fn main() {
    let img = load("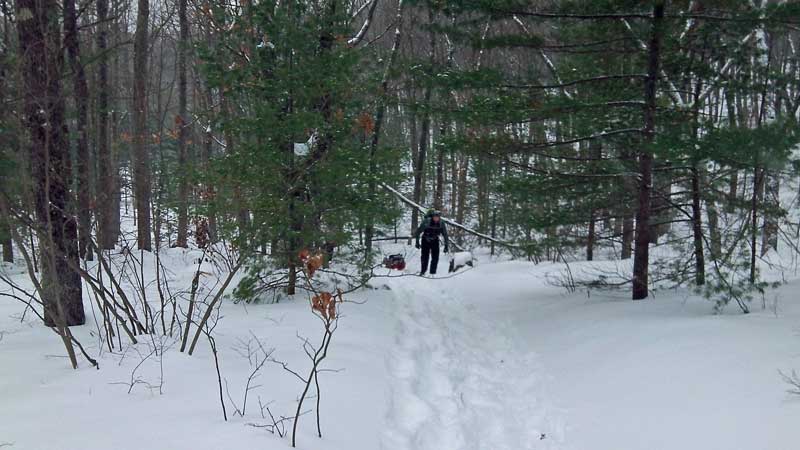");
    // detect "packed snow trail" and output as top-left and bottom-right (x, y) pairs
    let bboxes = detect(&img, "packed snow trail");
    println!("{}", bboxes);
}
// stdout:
(382, 275), (565, 450)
